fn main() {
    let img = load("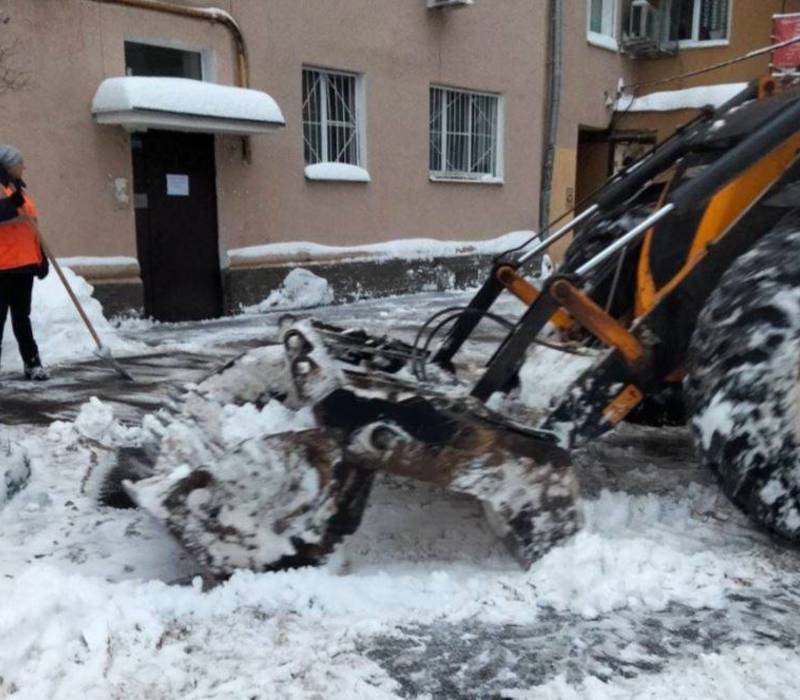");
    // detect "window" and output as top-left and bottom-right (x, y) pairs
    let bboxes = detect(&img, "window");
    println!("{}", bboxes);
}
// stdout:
(670, 0), (730, 45)
(302, 68), (363, 166)
(125, 42), (203, 79)
(587, 0), (618, 49)
(429, 86), (502, 182)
